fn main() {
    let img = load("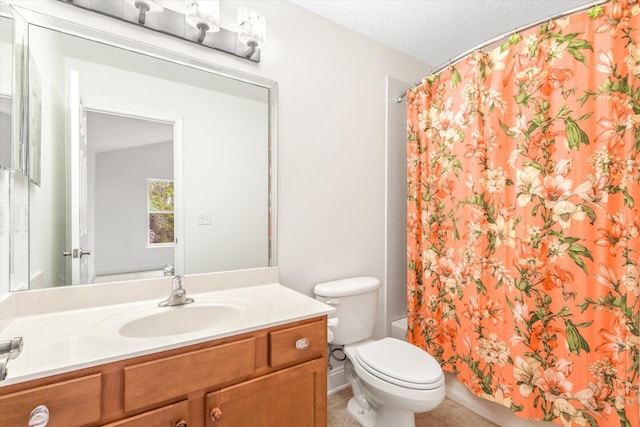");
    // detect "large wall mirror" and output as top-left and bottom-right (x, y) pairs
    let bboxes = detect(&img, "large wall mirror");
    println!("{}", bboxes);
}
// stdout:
(0, 2), (276, 294)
